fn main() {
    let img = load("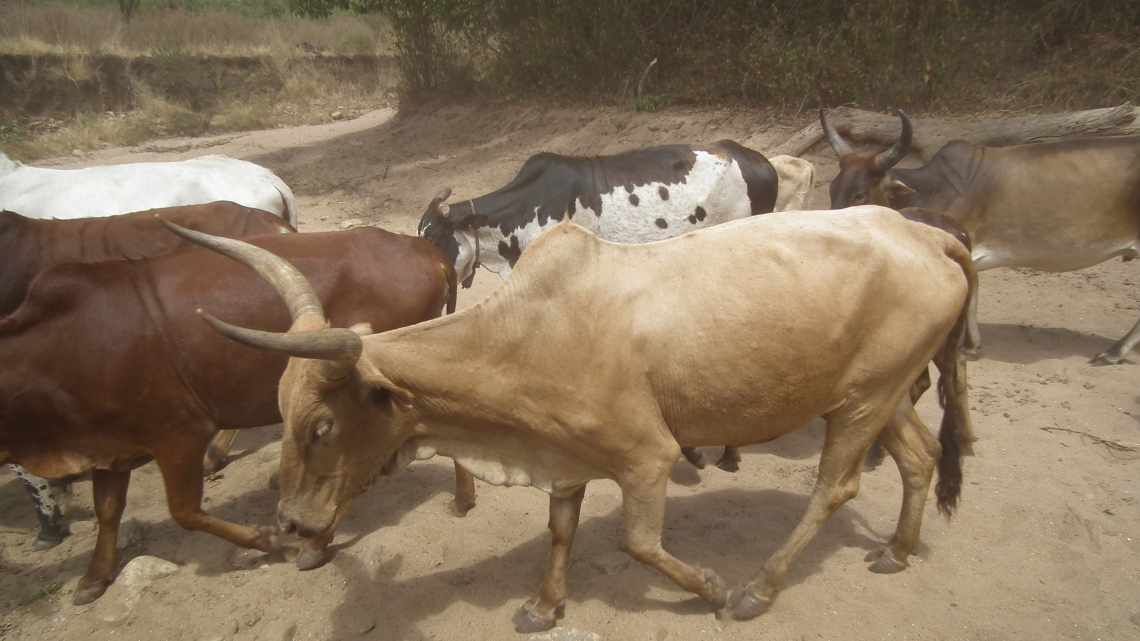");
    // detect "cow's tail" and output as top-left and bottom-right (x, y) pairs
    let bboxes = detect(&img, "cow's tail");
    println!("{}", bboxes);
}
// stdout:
(443, 260), (457, 315)
(933, 238), (977, 516)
